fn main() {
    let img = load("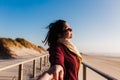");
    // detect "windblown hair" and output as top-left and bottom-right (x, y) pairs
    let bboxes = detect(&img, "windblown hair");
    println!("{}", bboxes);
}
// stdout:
(43, 19), (66, 46)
